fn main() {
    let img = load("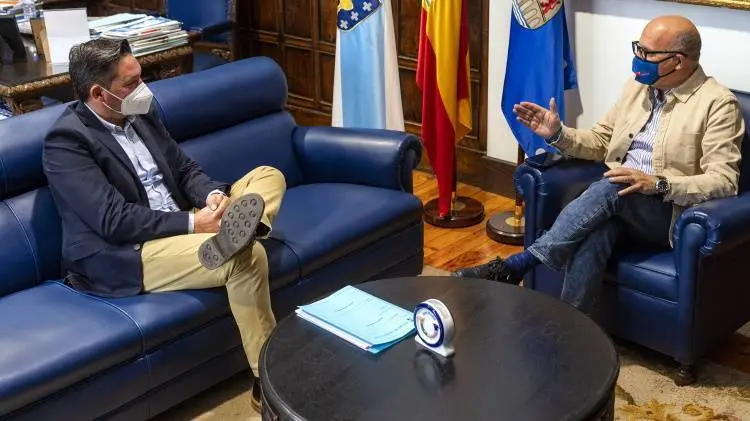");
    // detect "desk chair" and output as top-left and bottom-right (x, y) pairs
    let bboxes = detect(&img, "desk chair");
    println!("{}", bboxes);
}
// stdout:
(165, 0), (236, 72)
